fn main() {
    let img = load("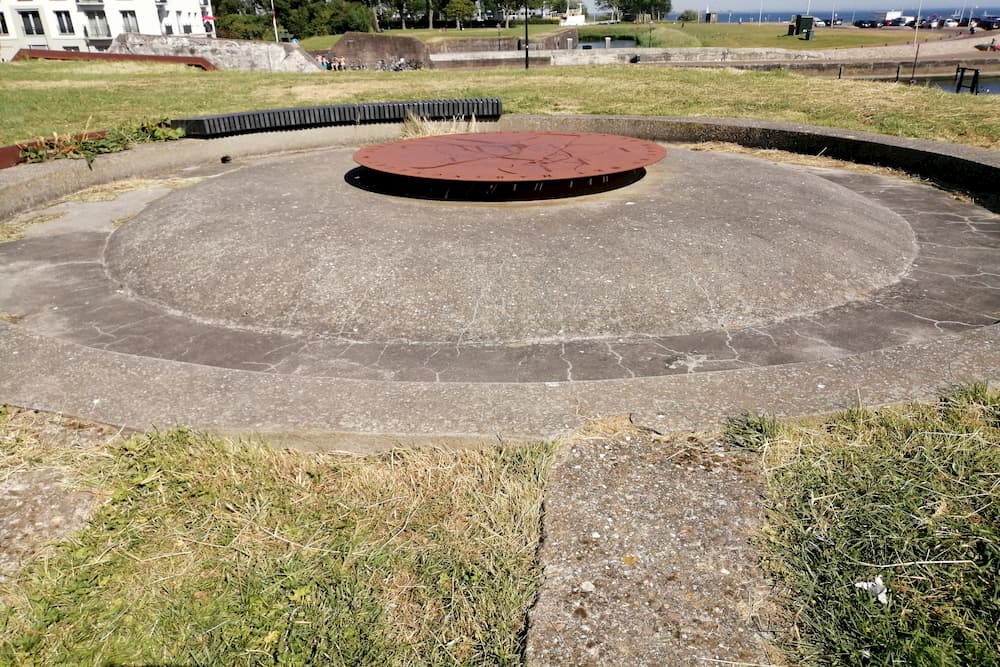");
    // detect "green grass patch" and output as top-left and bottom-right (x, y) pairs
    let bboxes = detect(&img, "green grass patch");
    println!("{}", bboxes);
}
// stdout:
(17, 118), (183, 166)
(298, 25), (562, 50)
(2, 60), (998, 149)
(653, 22), (952, 49)
(0, 426), (556, 665)
(730, 383), (1000, 666)
(297, 34), (344, 50)
(303, 22), (949, 51)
